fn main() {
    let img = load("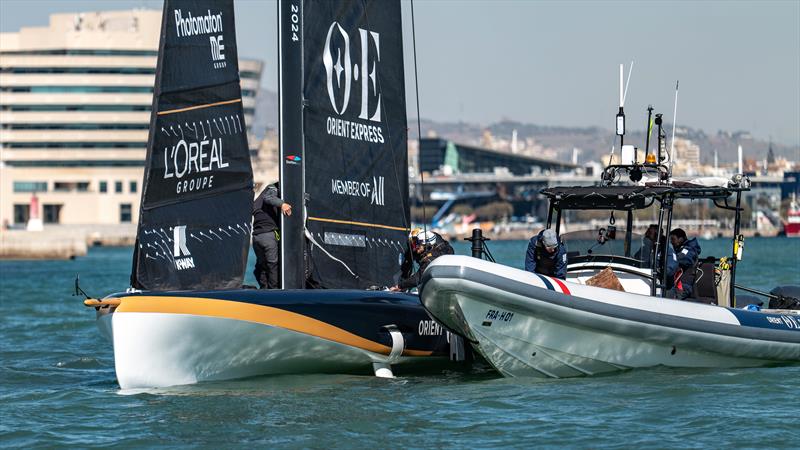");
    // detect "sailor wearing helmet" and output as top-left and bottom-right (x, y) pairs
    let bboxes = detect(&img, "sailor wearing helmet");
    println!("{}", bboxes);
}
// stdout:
(390, 229), (454, 291)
